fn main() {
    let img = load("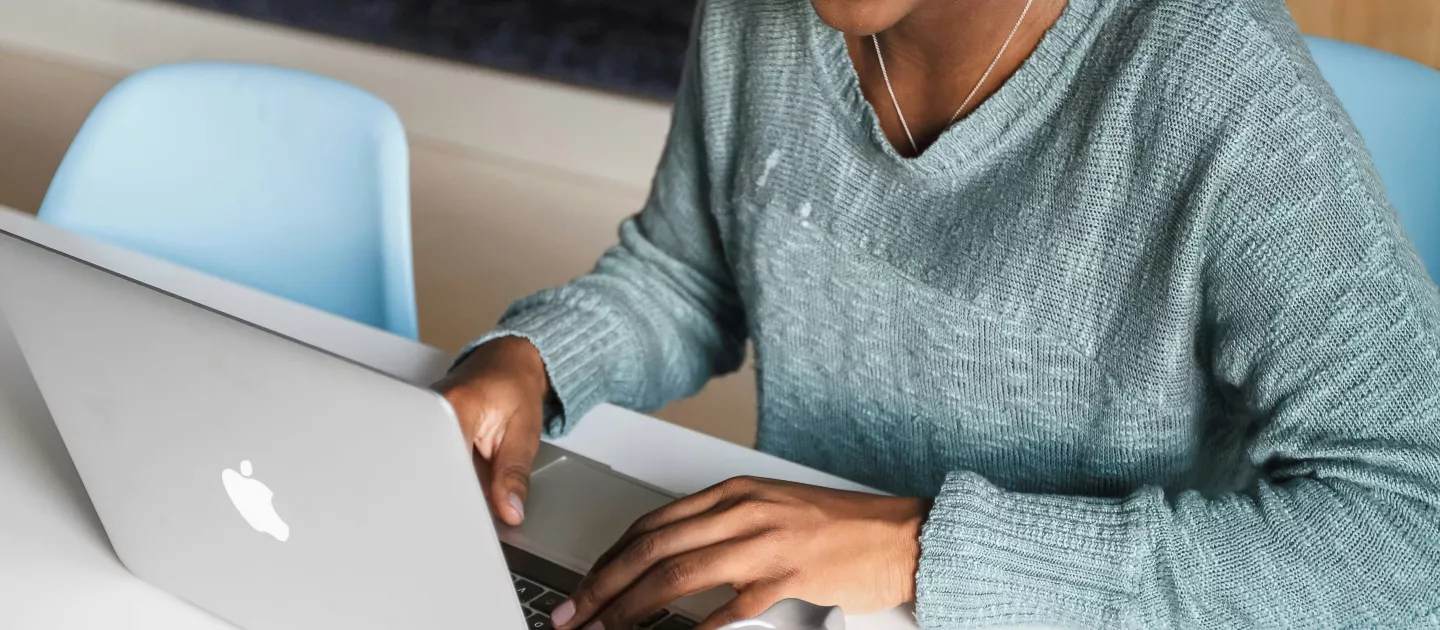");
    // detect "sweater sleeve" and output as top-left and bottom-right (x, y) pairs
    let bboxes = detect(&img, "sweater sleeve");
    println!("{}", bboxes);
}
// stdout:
(463, 3), (746, 436)
(913, 58), (1440, 630)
